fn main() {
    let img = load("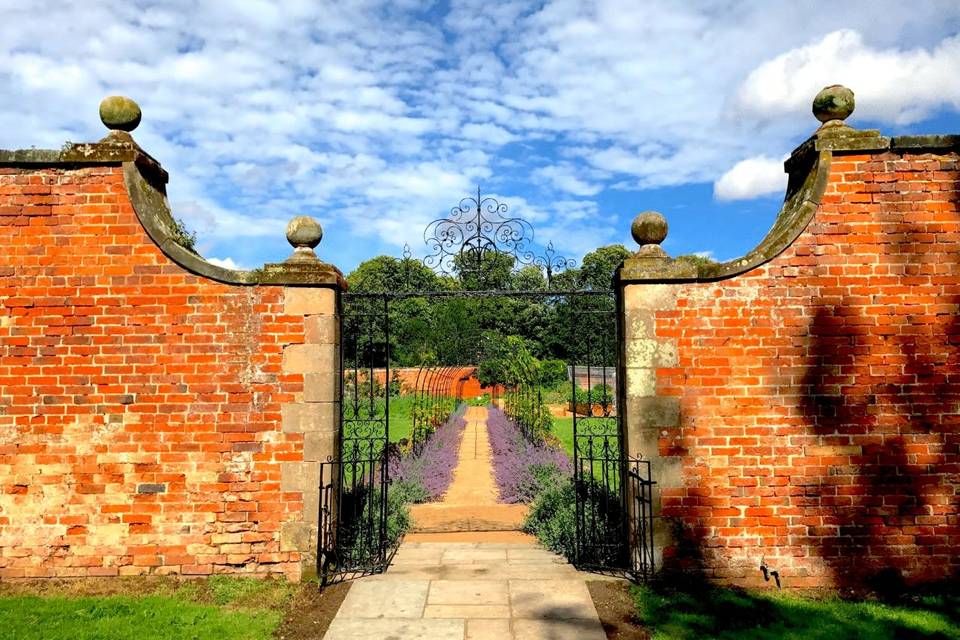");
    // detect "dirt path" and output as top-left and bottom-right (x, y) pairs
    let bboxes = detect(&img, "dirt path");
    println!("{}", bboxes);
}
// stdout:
(408, 406), (530, 539)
